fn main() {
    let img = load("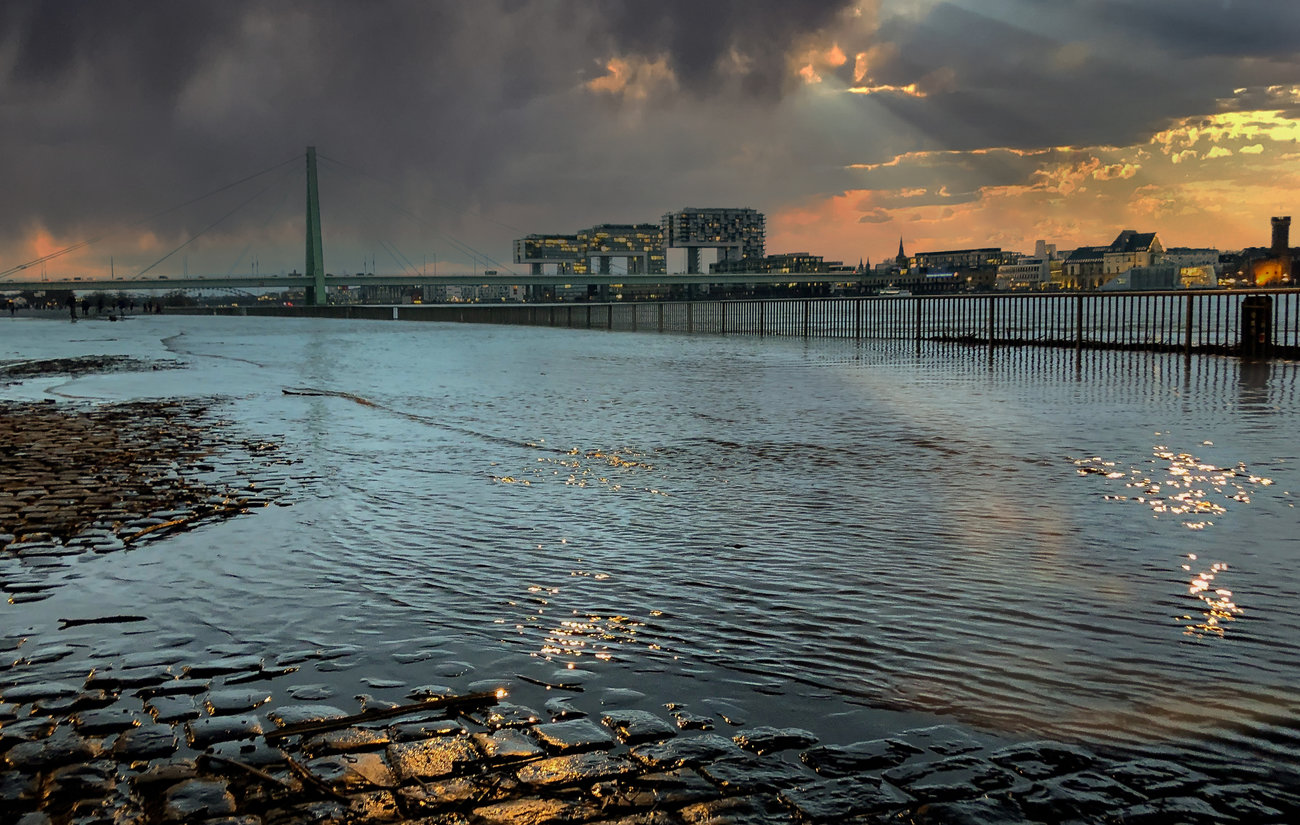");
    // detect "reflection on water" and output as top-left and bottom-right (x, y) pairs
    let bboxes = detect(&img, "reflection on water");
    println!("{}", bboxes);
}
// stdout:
(1180, 556), (1243, 638)
(4, 316), (1300, 772)
(1075, 446), (1273, 530)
